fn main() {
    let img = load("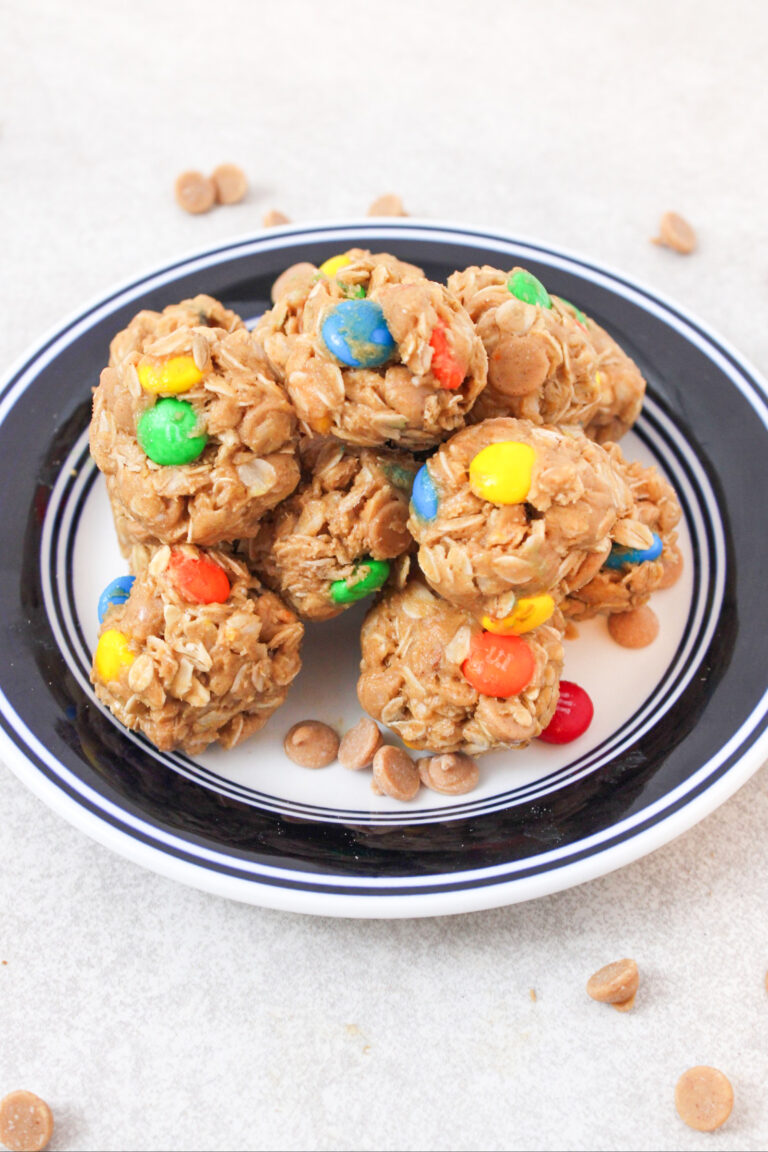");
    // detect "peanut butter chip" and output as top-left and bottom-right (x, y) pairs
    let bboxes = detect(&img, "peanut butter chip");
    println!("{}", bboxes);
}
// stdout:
(367, 193), (408, 217)
(211, 163), (247, 205)
(489, 335), (550, 396)
(262, 209), (291, 228)
(612, 992), (636, 1012)
(0, 1091), (54, 1152)
(653, 211), (697, 254)
(372, 745), (420, 801)
(608, 605), (659, 649)
(586, 958), (639, 1004)
(418, 752), (480, 796)
(174, 170), (216, 215)
(284, 720), (339, 768)
(675, 1066), (734, 1132)
(338, 717), (383, 770)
